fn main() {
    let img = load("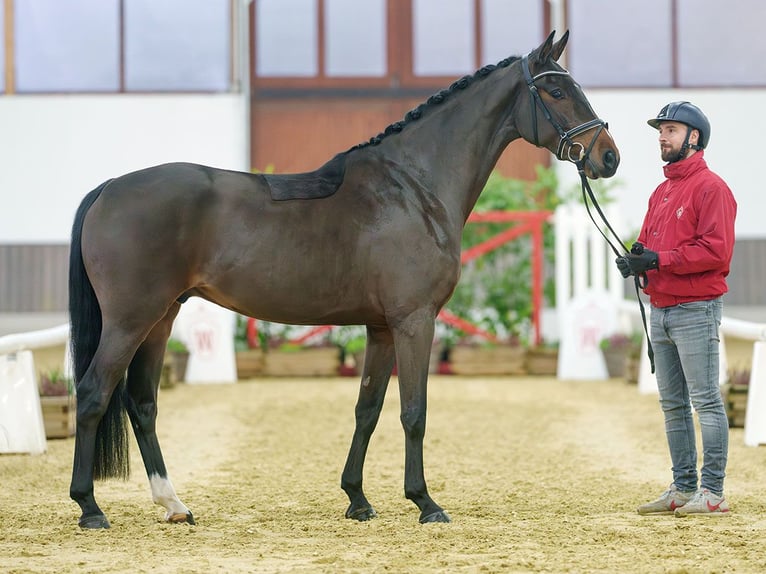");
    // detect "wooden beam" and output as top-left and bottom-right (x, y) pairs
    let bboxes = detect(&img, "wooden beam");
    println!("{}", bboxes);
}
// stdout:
(4, 0), (14, 93)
